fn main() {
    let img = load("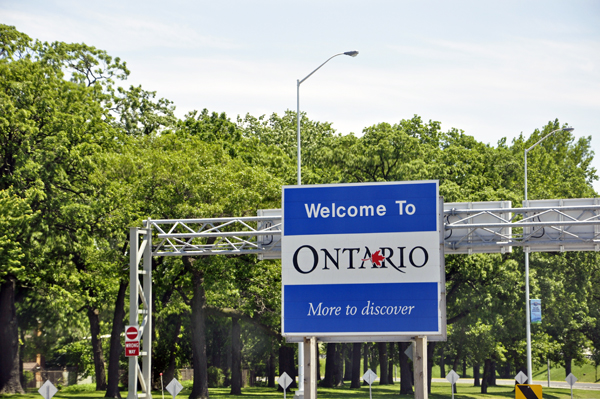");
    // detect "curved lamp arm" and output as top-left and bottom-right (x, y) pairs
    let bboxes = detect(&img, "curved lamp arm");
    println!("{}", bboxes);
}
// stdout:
(297, 51), (359, 185)
(299, 51), (359, 84)
(524, 126), (574, 201)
